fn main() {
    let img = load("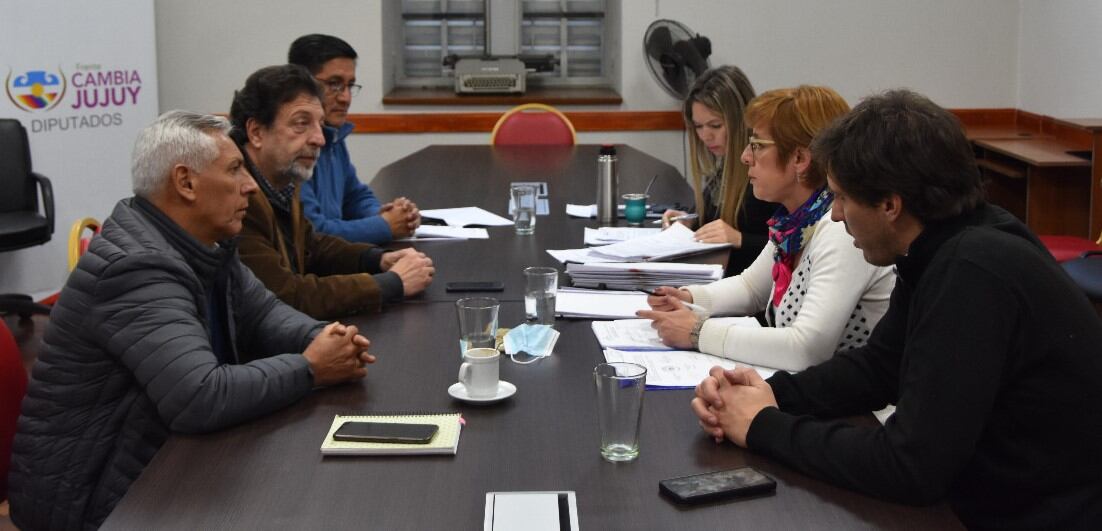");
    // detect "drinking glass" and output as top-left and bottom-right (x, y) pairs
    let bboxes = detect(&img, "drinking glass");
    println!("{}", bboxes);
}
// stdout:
(594, 362), (647, 462)
(511, 184), (538, 235)
(523, 266), (558, 325)
(455, 297), (500, 357)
